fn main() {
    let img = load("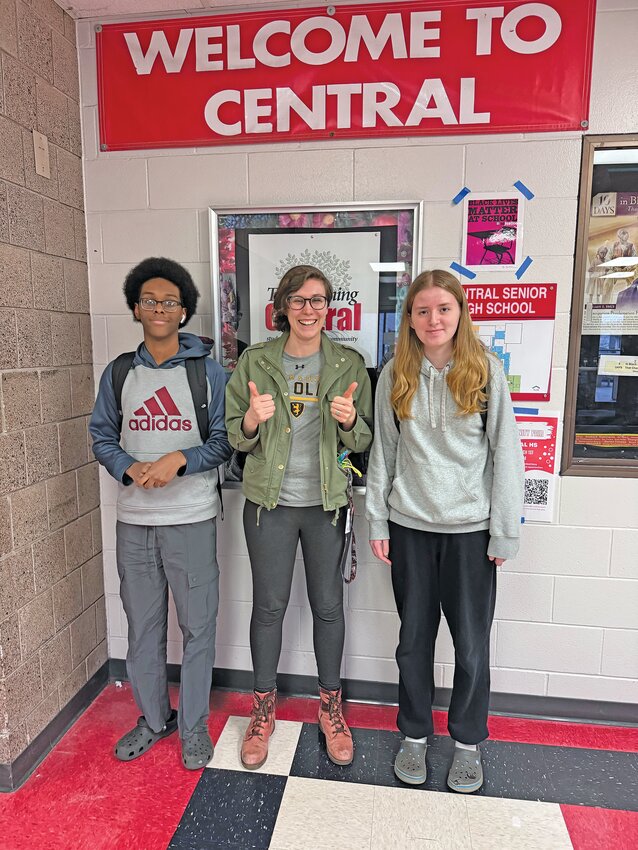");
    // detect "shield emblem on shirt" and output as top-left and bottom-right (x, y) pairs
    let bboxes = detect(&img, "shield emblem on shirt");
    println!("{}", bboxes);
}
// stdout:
(290, 401), (305, 418)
